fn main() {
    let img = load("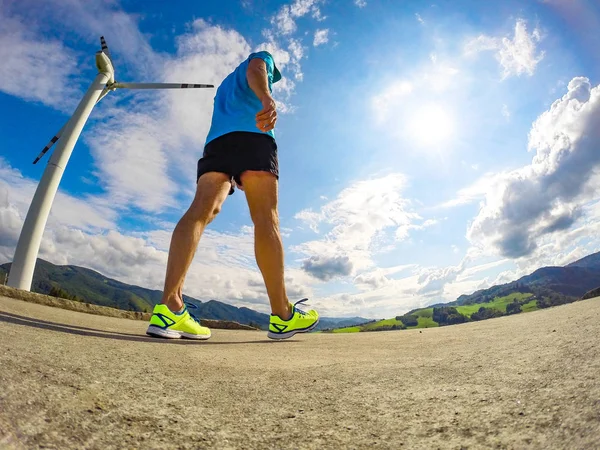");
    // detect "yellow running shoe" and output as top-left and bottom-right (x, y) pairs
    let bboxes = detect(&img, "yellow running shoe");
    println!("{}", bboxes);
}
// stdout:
(146, 303), (211, 340)
(268, 298), (319, 340)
